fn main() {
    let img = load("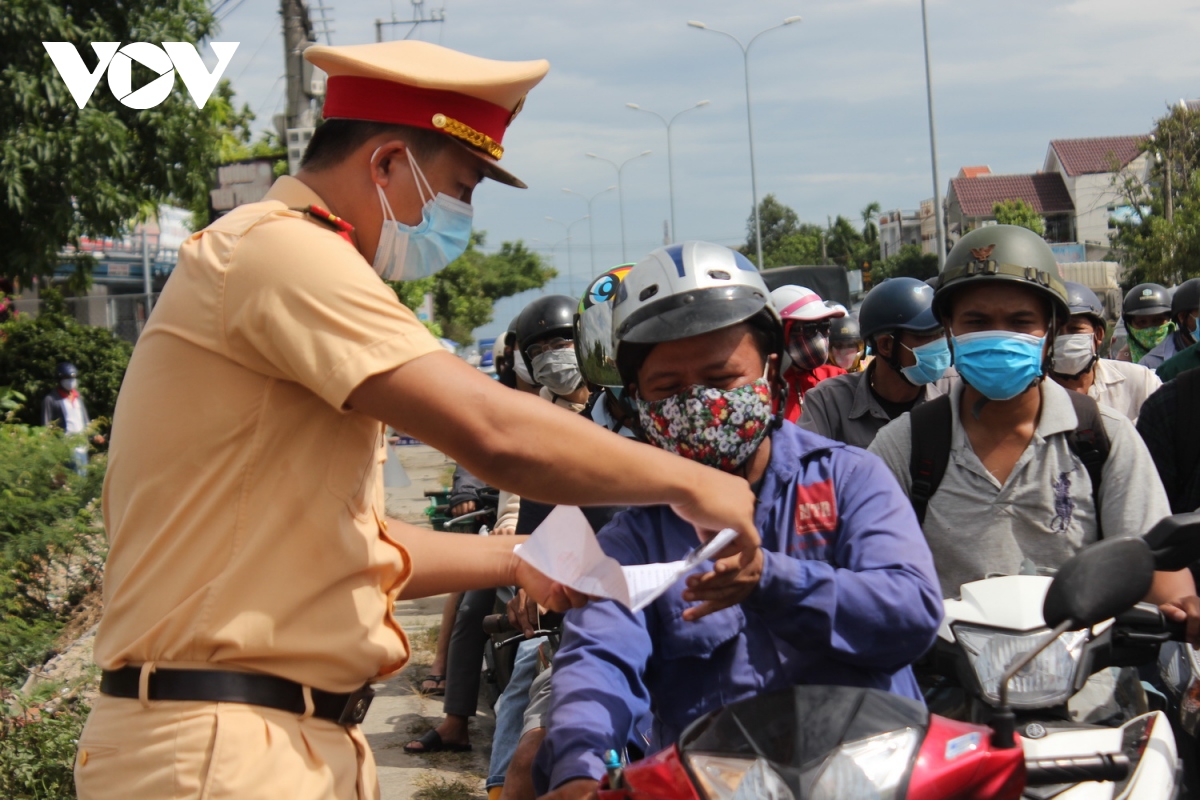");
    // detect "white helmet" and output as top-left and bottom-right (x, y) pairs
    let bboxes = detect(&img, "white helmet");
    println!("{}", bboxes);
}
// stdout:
(612, 241), (781, 346)
(770, 285), (845, 323)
